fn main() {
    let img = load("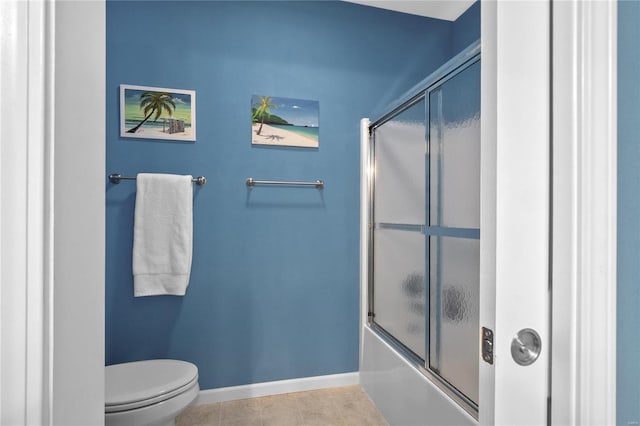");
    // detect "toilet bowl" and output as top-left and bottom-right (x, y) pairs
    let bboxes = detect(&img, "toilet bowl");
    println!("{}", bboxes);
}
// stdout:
(105, 359), (199, 426)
